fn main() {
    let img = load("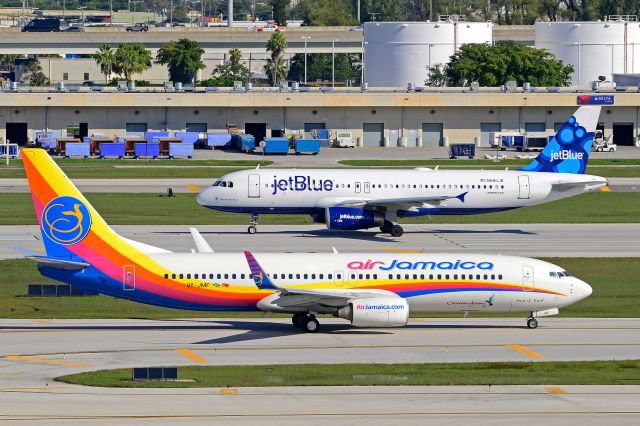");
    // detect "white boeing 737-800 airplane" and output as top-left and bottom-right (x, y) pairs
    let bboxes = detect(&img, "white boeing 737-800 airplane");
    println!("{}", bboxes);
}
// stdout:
(198, 106), (606, 236)
(22, 148), (592, 332)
